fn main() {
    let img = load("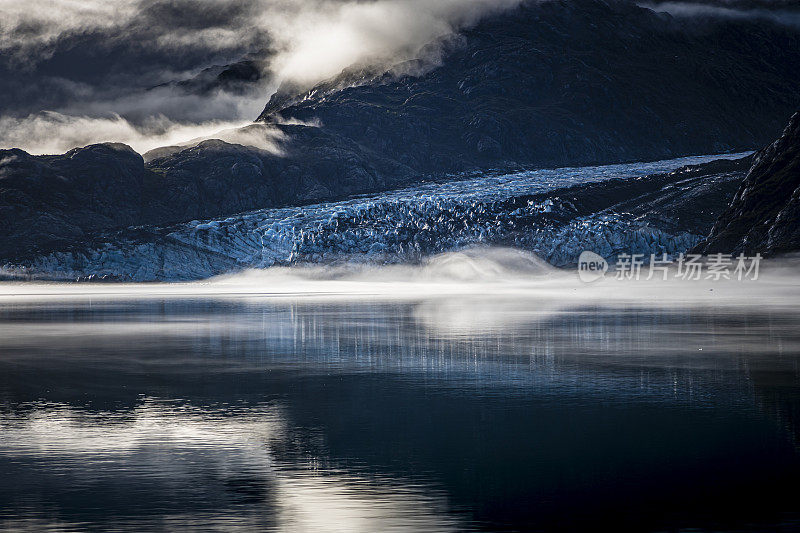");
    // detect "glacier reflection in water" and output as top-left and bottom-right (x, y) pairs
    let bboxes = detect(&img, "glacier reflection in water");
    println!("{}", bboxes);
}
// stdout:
(1, 249), (800, 531)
